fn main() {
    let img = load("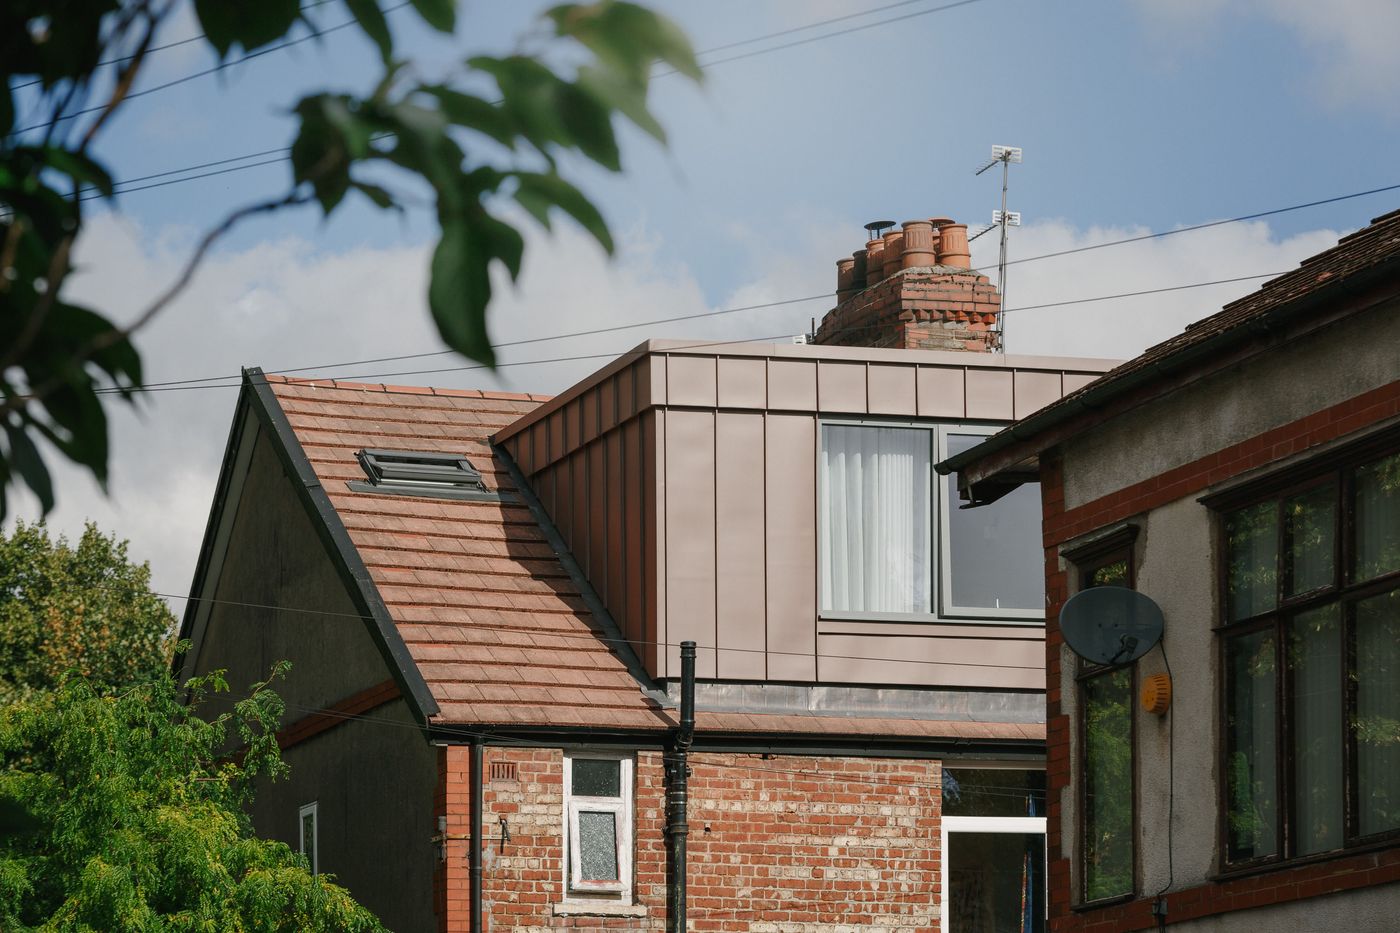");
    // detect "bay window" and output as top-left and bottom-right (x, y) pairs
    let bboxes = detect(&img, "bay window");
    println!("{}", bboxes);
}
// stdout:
(818, 422), (1044, 621)
(1217, 447), (1400, 869)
